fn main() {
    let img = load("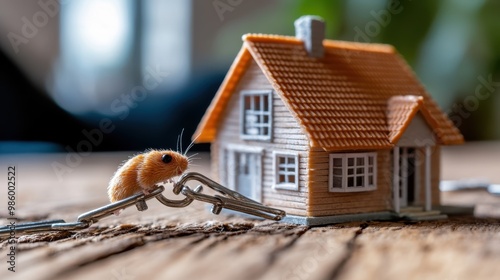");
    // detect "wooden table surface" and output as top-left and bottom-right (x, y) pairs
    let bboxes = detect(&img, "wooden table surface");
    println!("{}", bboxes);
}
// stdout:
(1, 141), (499, 280)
